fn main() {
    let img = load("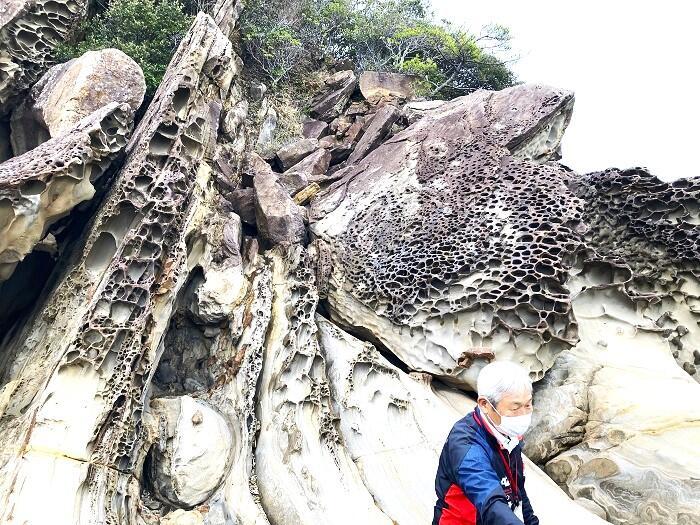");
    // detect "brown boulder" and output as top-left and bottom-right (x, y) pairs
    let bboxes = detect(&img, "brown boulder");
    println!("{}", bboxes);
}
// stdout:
(10, 48), (146, 155)
(346, 104), (400, 164)
(285, 148), (331, 176)
(253, 169), (306, 245)
(276, 138), (318, 170)
(359, 71), (417, 104)
(309, 70), (357, 121)
(302, 118), (328, 139)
